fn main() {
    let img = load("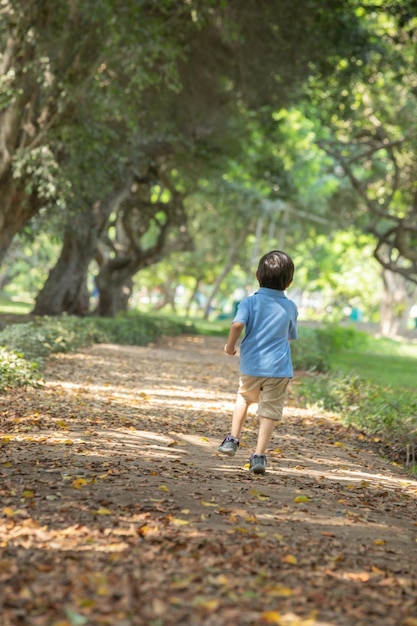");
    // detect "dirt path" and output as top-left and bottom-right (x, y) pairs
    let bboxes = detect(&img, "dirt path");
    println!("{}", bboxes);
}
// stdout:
(1, 335), (416, 626)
